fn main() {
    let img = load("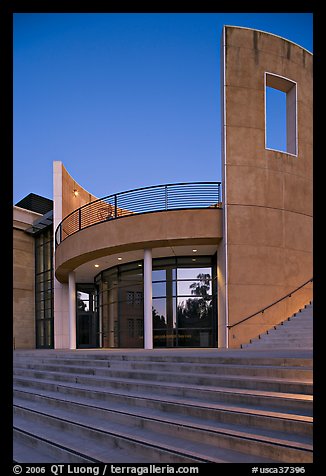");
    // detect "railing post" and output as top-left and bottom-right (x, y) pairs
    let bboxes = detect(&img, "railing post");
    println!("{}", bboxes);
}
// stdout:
(114, 194), (118, 218)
